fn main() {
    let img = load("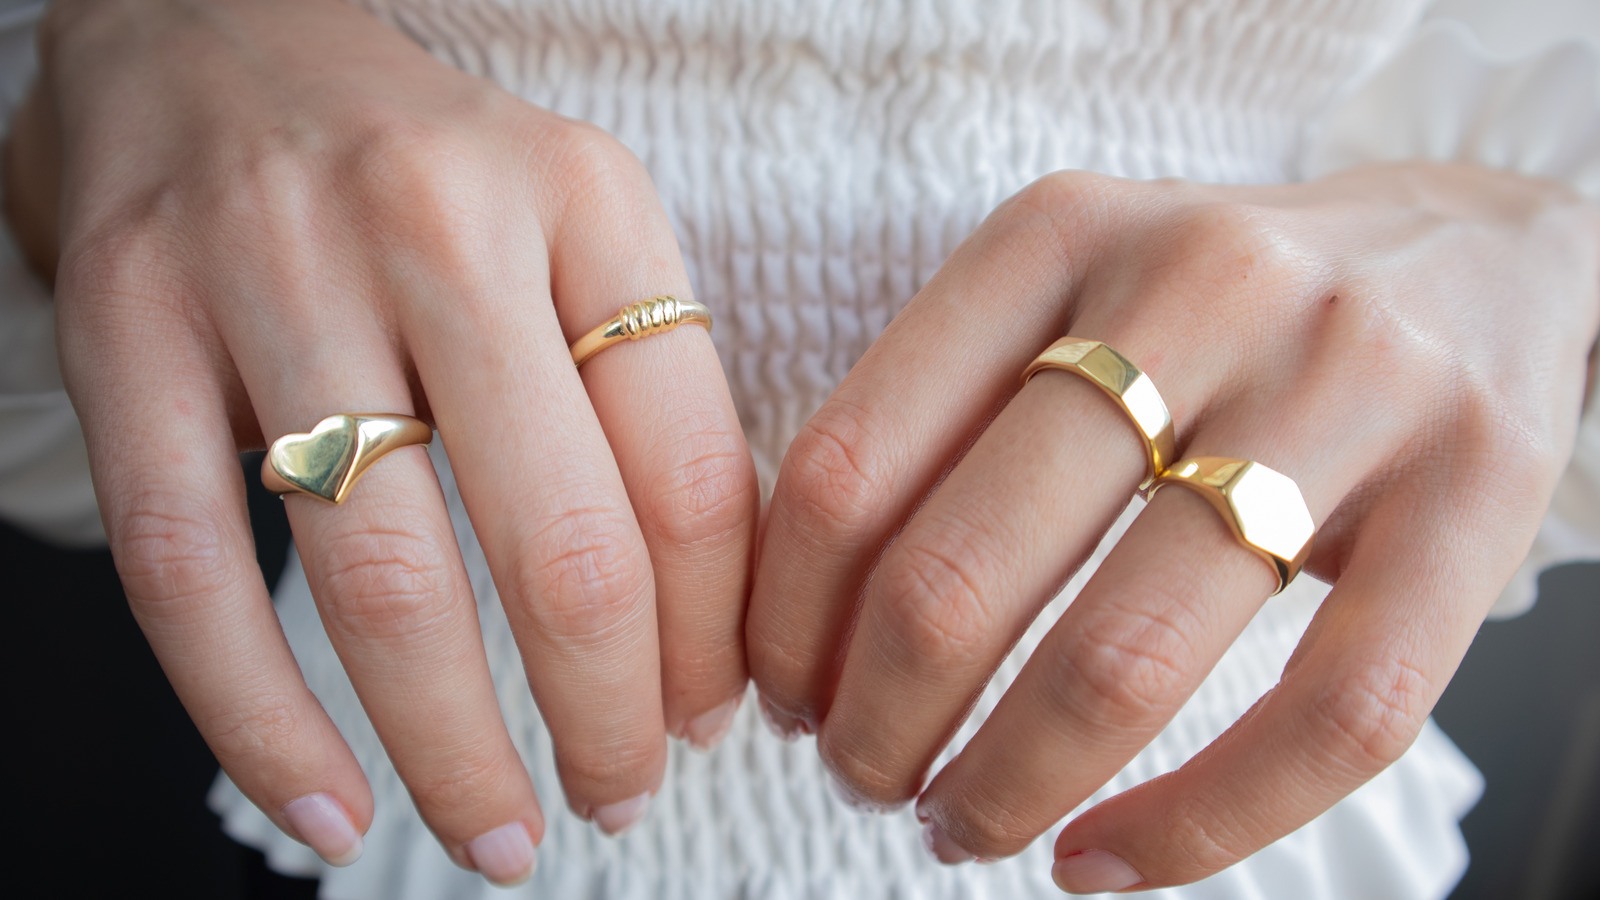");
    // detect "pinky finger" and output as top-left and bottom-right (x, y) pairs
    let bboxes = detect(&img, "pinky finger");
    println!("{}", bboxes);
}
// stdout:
(1049, 480), (1535, 893)
(68, 333), (373, 867)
